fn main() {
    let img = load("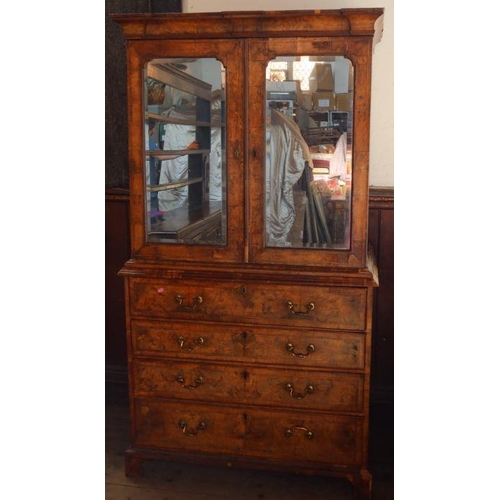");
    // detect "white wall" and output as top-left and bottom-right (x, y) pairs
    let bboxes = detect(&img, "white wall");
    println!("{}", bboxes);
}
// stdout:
(182, 0), (394, 188)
